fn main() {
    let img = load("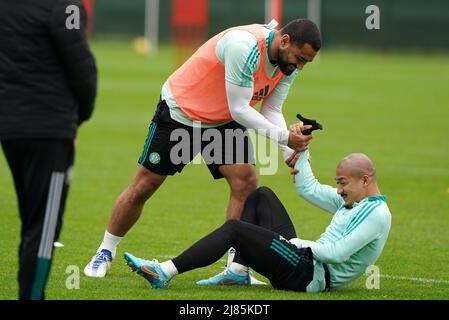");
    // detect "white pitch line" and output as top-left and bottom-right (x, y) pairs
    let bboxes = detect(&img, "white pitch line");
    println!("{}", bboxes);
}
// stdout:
(380, 274), (449, 285)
